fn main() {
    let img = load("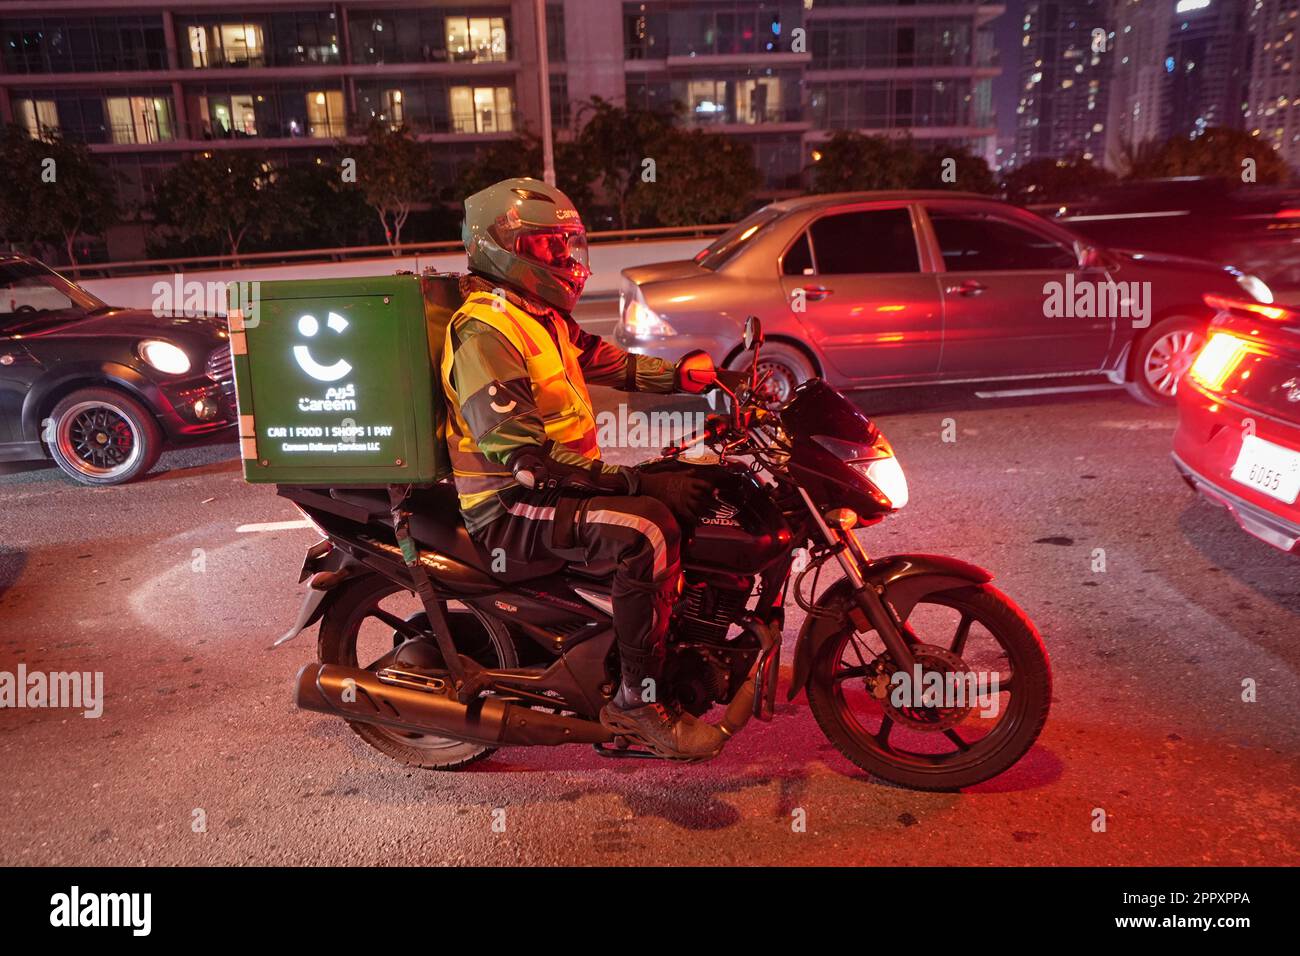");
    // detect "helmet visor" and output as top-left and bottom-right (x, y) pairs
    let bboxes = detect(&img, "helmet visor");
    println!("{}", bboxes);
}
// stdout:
(515, 228), (590, 276)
